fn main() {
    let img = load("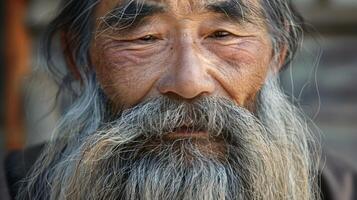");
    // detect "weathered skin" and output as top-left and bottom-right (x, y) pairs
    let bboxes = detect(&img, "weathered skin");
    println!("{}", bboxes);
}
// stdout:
(90, 0), (274, 111)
